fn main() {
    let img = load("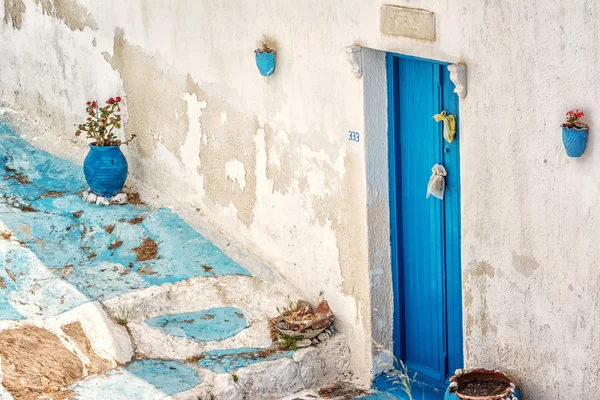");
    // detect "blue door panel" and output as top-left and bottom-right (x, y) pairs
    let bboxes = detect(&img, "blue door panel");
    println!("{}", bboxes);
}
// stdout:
(387, 53), (463, 385)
